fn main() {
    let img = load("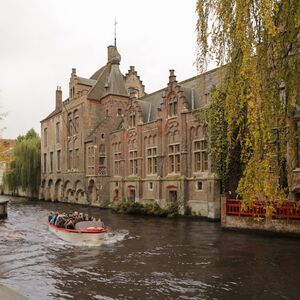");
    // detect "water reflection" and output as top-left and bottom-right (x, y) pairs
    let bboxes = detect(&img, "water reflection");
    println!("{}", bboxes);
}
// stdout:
(0, 196), (299, 300)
